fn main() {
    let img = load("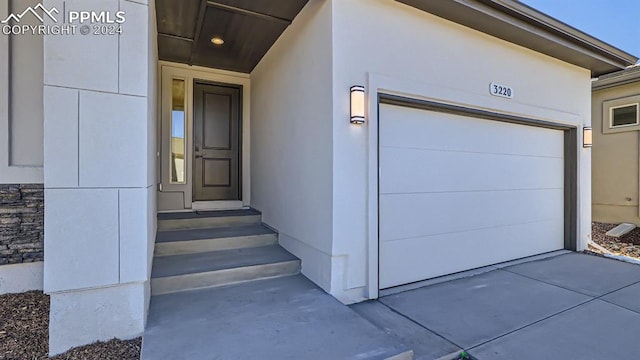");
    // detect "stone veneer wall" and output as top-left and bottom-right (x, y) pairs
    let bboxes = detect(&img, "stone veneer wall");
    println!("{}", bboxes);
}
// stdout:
(0, 184), (44, 264)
